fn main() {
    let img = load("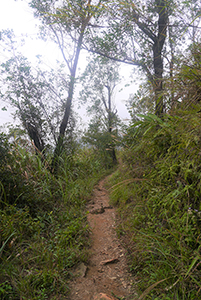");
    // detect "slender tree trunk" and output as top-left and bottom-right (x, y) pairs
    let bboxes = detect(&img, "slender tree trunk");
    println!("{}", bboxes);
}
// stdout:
(51, 30), (85, 173)
(51, 75), (75, 172)
(169, 25), (175, 108)
(153, 43), (164, 116)
(108, 122), (117, 164)
(153, 0), (168, 117)
(131, 0), (168, 117)
(107, 86), (117, 165)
